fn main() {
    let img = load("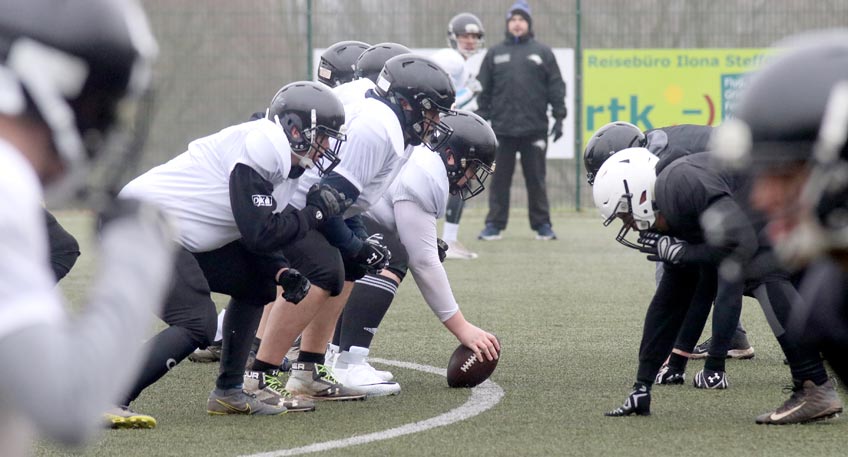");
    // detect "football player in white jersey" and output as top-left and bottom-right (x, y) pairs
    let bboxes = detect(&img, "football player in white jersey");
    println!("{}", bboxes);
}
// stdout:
(329, 110), (501, 396)
(439, 12), (487, 259)
(116, 81), (350, 421)
(189, 42), (413, 369)
(245, 54), (457, 401)
(0, 0), (176, 453)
